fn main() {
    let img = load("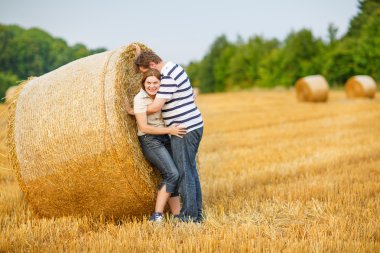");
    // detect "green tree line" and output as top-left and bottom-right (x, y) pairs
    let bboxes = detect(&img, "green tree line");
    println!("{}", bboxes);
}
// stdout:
(0, 0), (379, 99)
(0, 24), (106, 101)
(187, 0), (380, 93)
